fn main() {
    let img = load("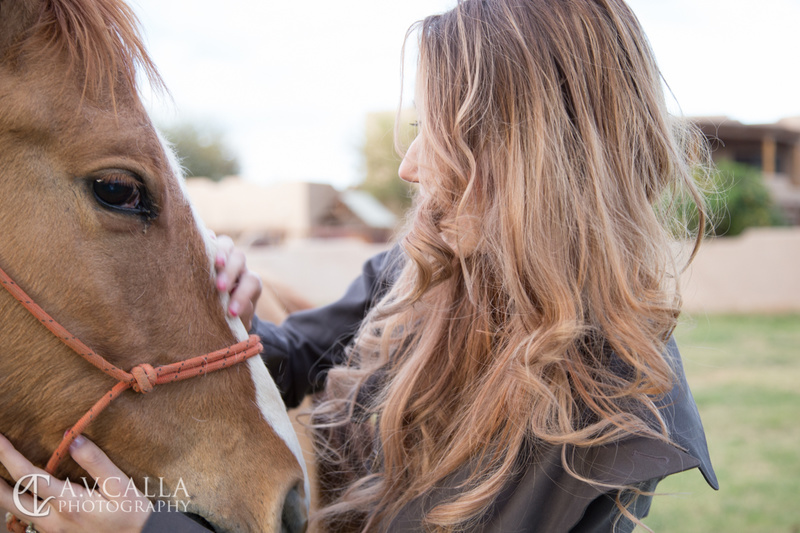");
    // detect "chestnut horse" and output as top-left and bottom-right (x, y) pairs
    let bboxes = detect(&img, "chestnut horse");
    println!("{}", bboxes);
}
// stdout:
(0, 0), (307, 531)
